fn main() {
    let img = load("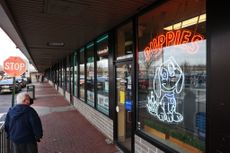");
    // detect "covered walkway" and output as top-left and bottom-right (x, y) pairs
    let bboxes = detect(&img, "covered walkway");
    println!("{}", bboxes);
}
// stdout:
(32, 82), (121, 153)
